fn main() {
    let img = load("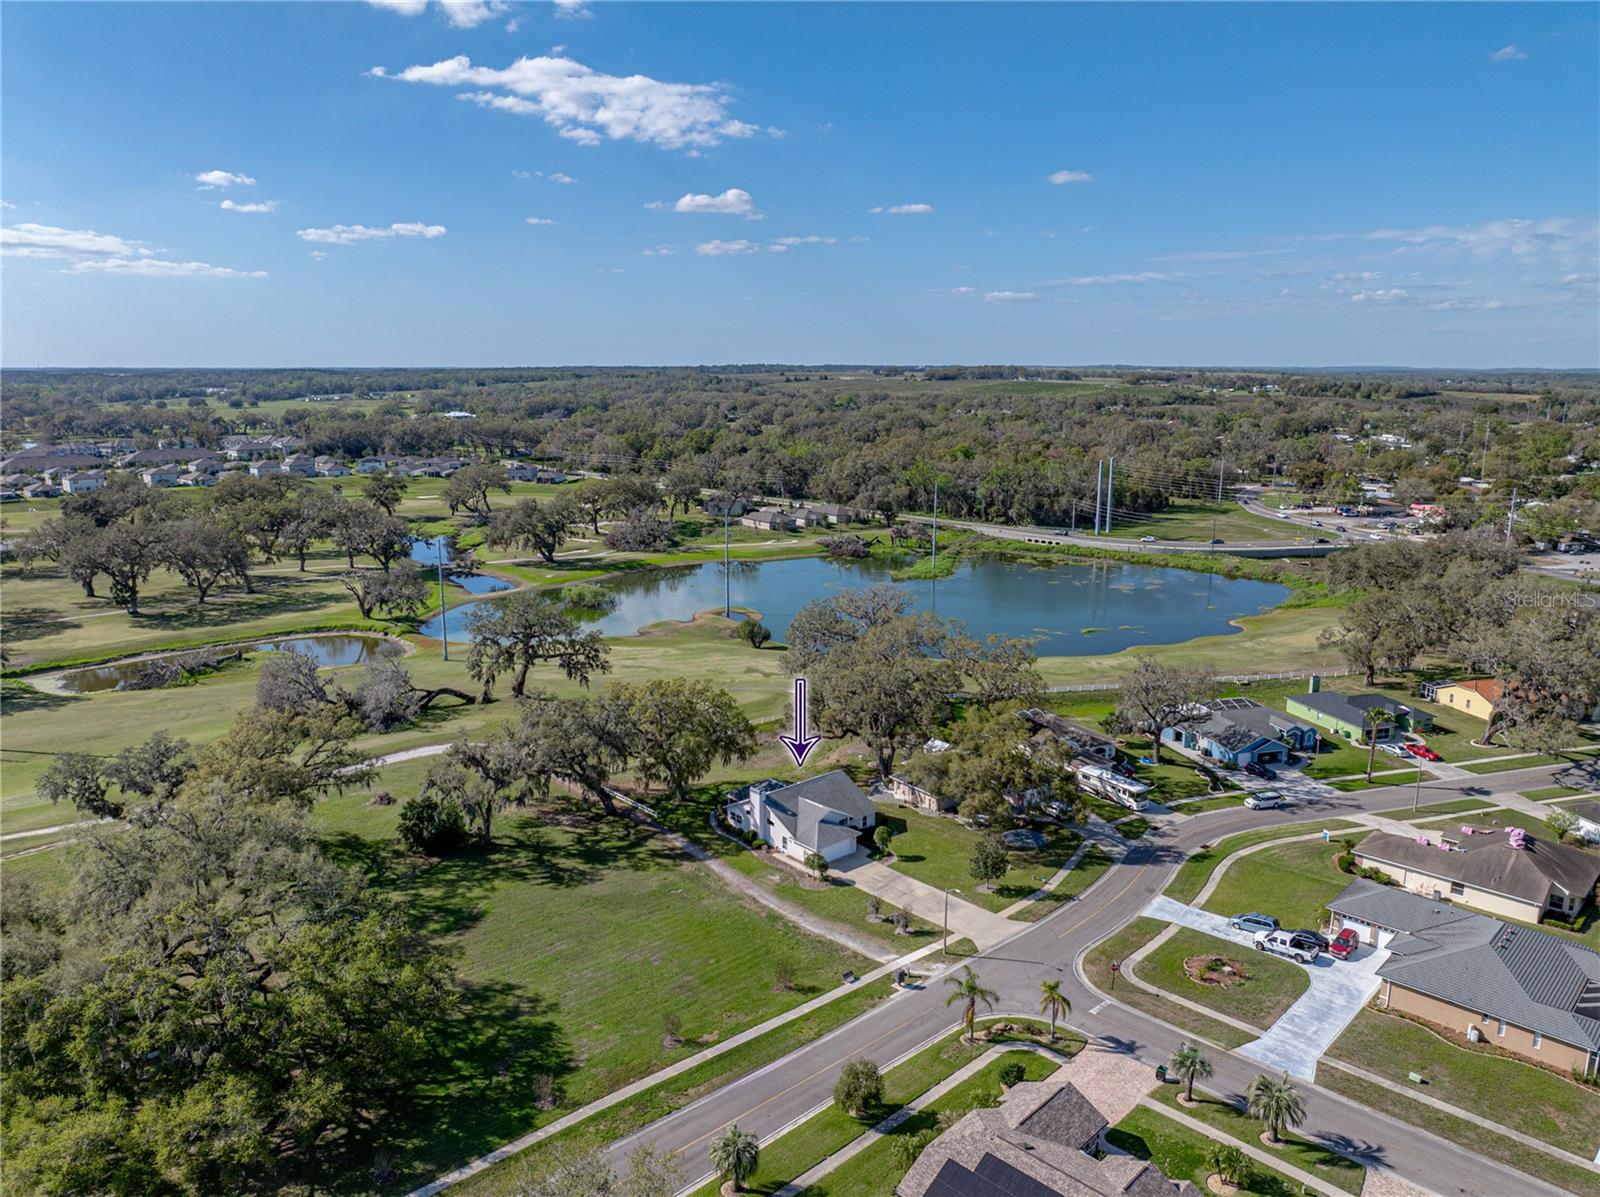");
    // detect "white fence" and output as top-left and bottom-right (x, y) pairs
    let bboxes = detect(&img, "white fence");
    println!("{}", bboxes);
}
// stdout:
(1045, 667), (1358, 695)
